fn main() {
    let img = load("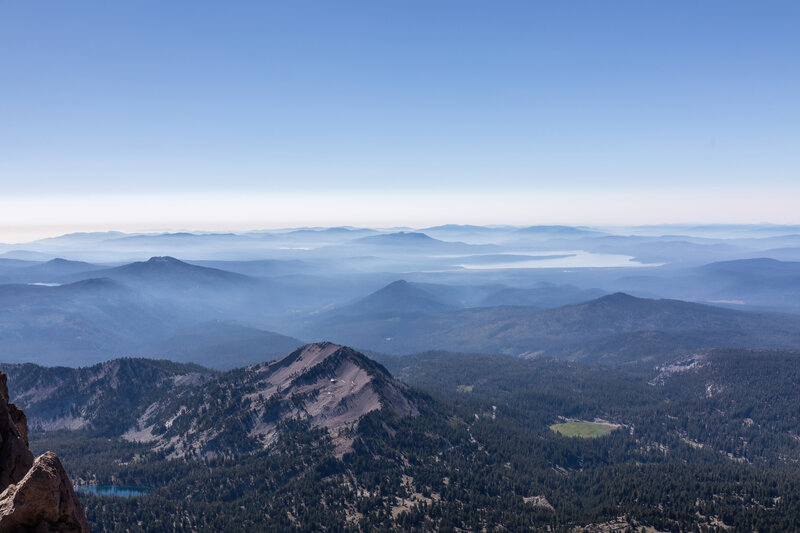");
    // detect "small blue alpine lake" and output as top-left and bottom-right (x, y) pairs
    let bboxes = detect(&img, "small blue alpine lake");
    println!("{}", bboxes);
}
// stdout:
(74, 485), (153, 498)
